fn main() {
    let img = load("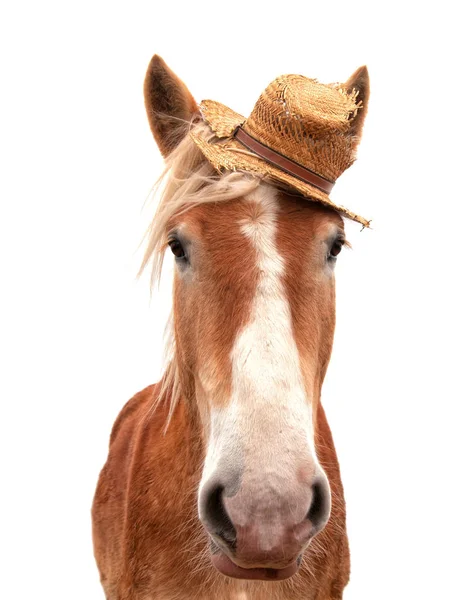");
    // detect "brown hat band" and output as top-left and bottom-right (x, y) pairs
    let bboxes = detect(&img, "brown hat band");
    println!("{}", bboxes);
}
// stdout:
(234, 127), (335, 195)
